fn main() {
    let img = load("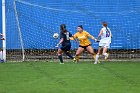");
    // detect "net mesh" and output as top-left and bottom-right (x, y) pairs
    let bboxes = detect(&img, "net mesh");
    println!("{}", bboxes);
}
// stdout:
(5, 0), (140, 61)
